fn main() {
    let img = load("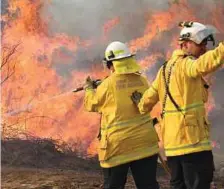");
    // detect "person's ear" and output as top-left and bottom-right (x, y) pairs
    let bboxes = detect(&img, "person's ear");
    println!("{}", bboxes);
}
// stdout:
(181, 41), (188, 49)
